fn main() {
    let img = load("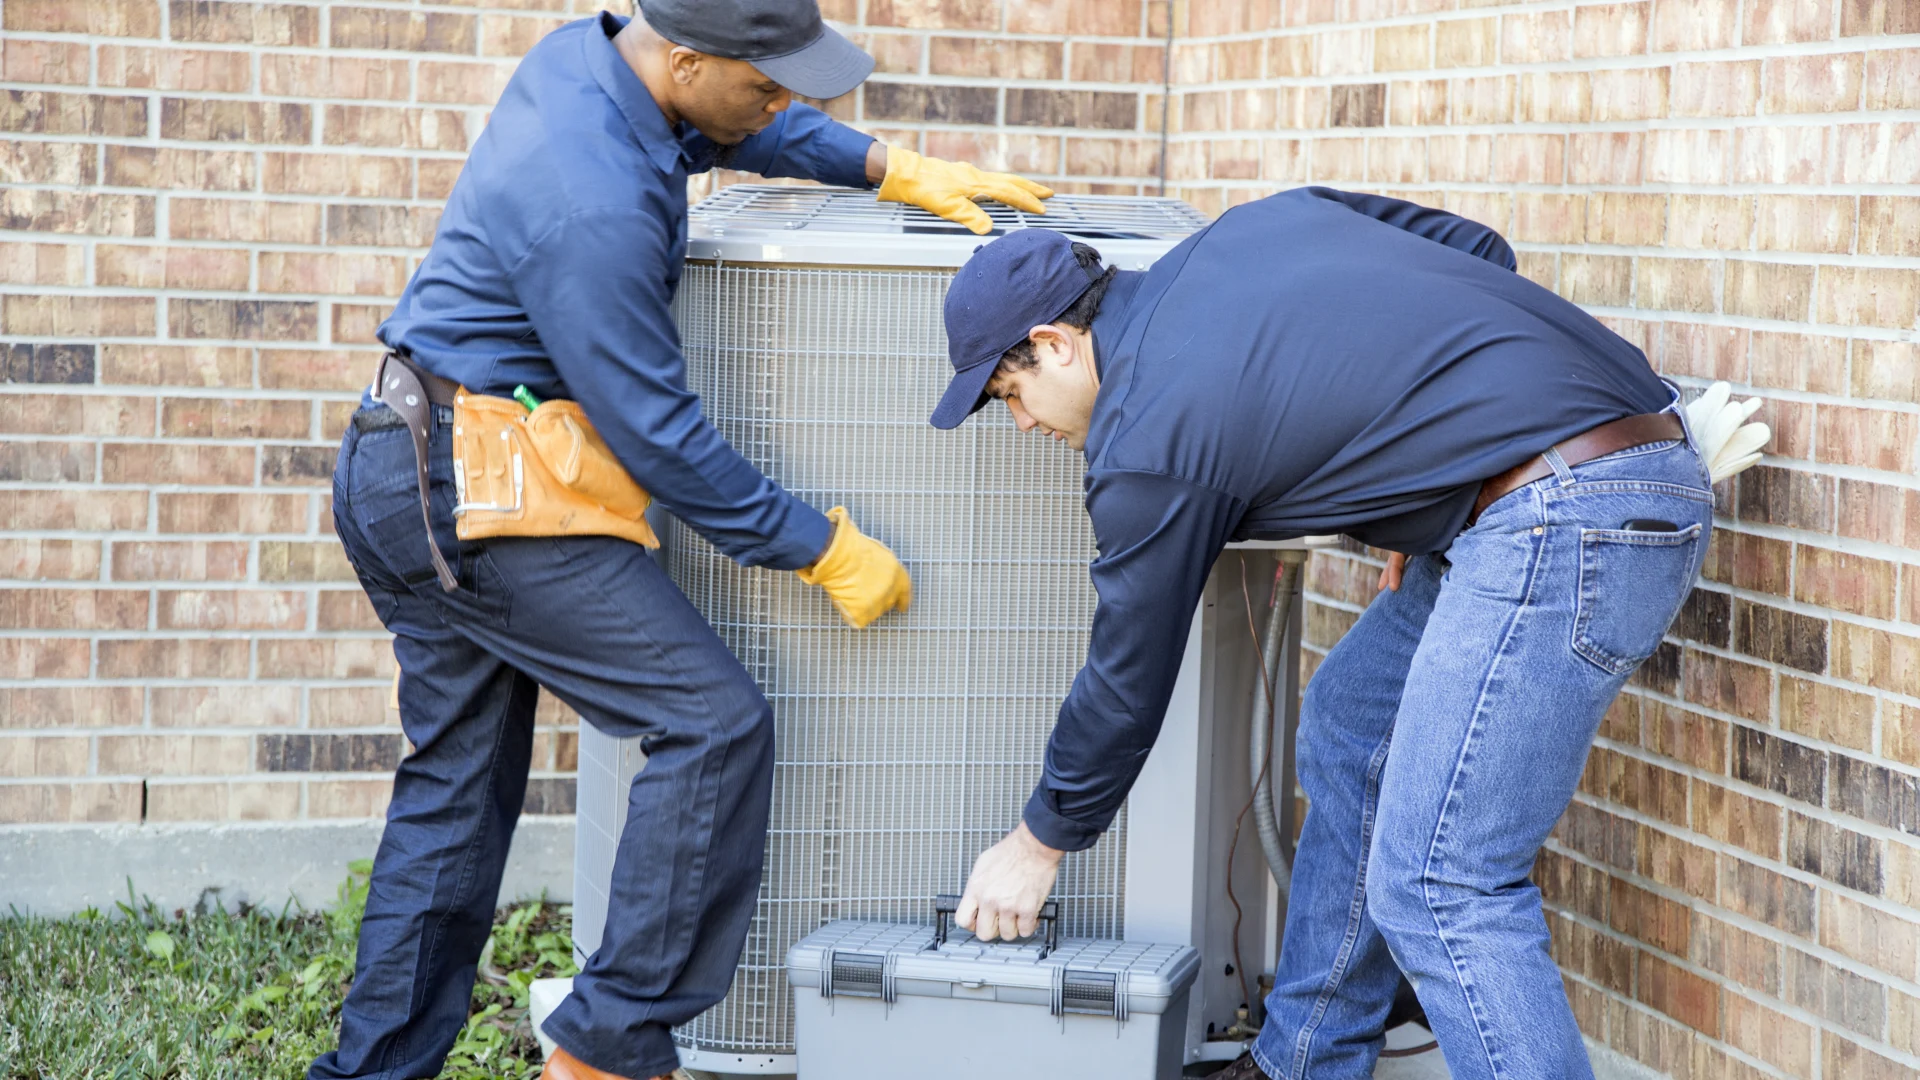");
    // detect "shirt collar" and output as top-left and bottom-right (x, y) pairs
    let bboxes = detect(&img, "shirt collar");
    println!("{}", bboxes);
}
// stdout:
(1082, 269), (1145, 461)
(585, 12), (687, 176)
